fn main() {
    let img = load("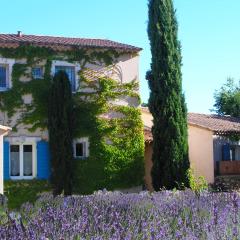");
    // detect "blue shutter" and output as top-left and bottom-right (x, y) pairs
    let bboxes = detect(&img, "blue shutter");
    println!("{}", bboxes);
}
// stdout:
(222, 144), (230, 161)
(37, 141), (50, 179)
(3, 141), (10, 180)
